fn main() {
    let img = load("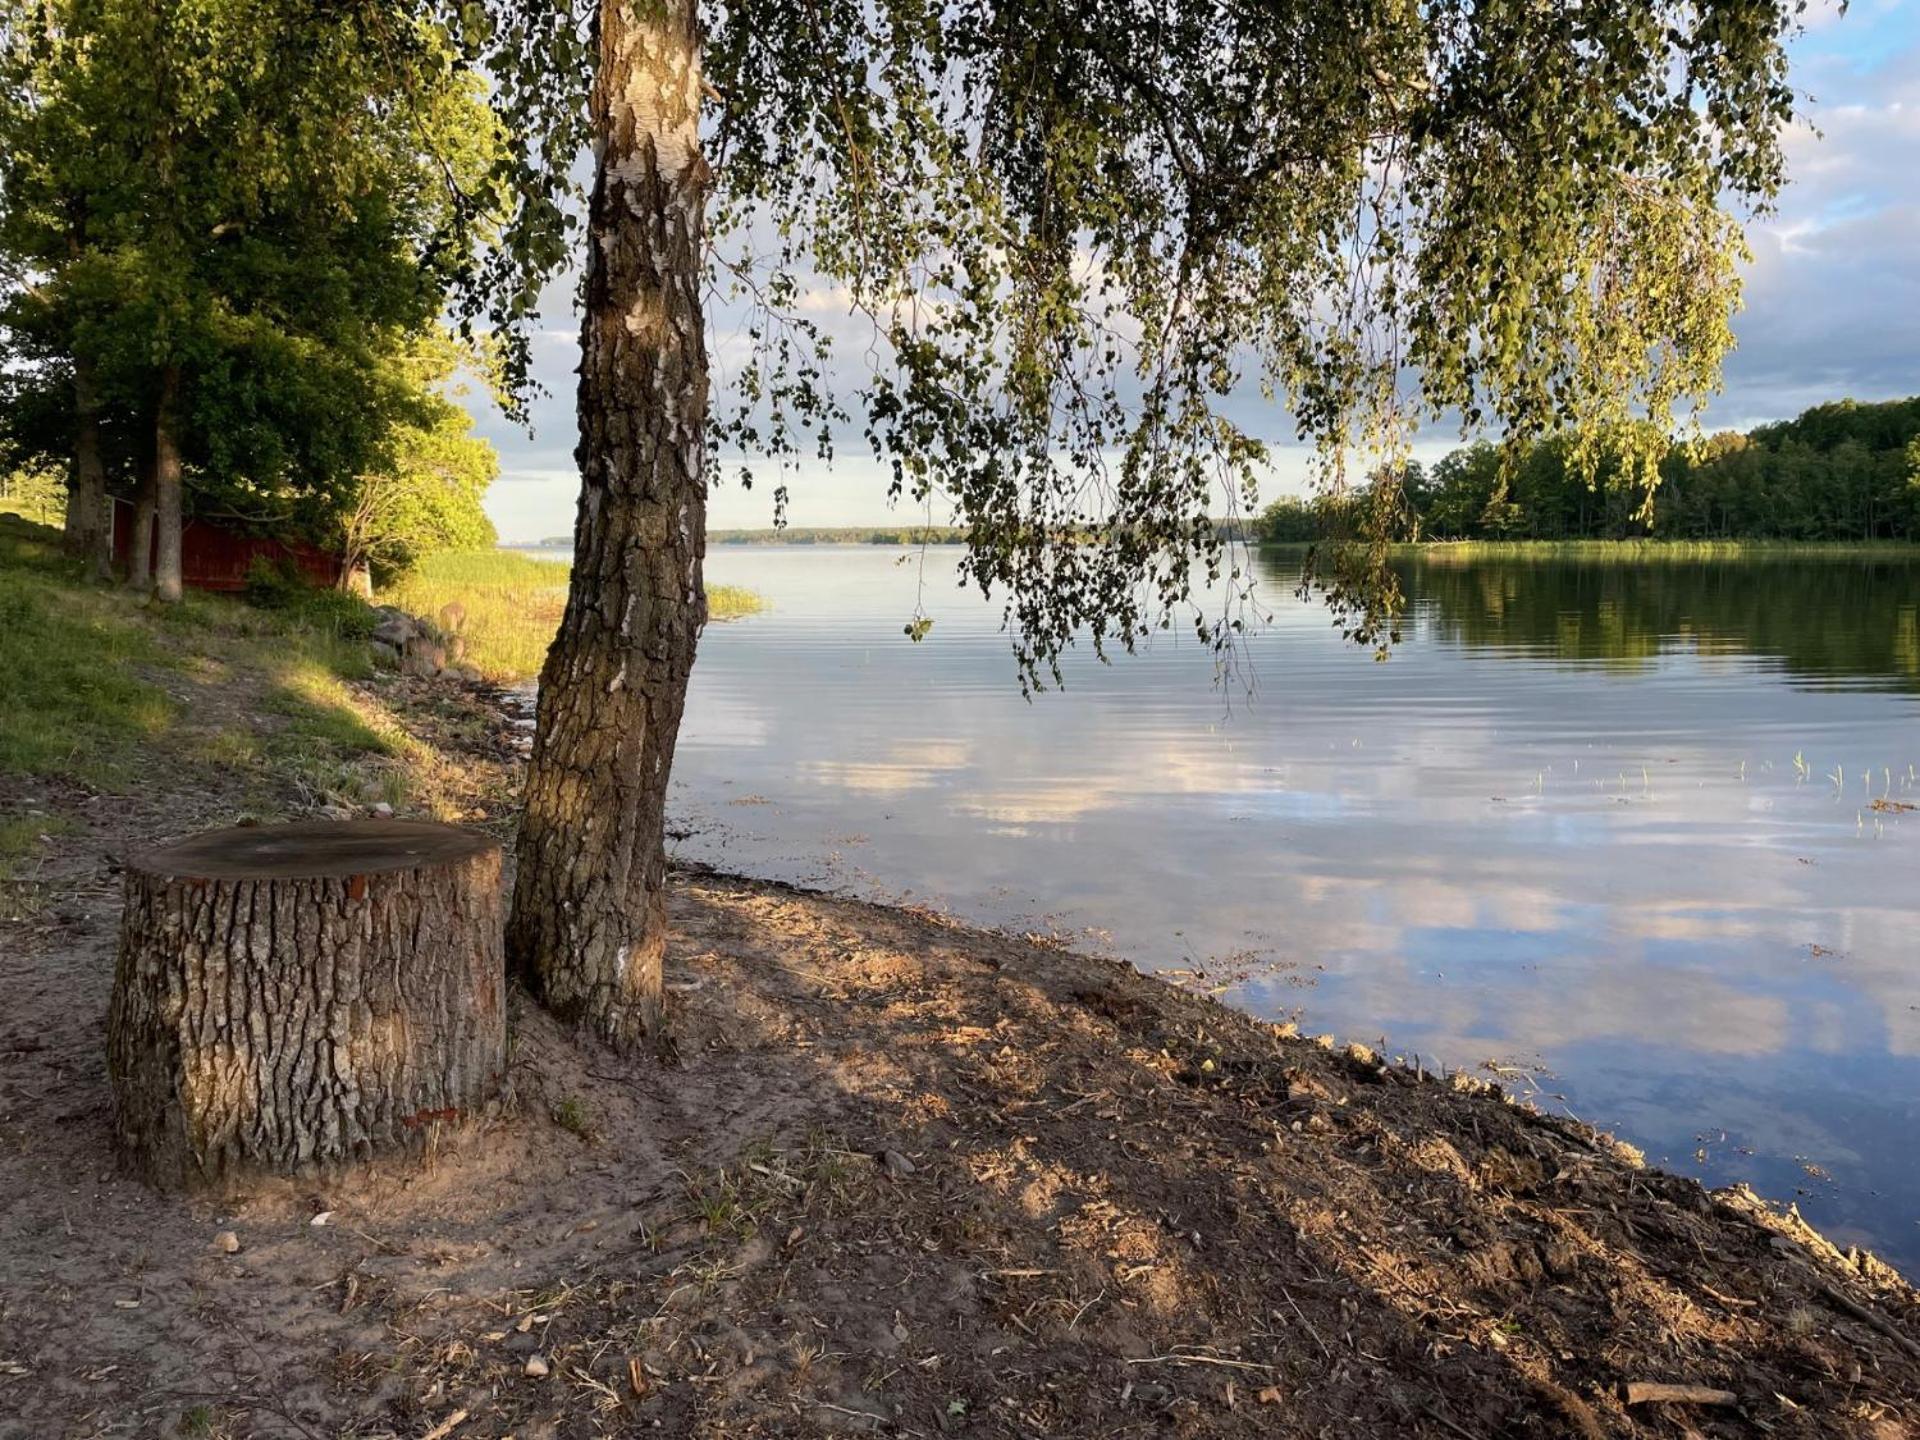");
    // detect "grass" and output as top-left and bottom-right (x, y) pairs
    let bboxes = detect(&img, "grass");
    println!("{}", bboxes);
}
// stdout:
(0, 515), (466, 818)
(551, 1095), (596, 1142)
(0, 520), (756, 823)
(0, 517), (178, 783)
(383, 548), (766, 683)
